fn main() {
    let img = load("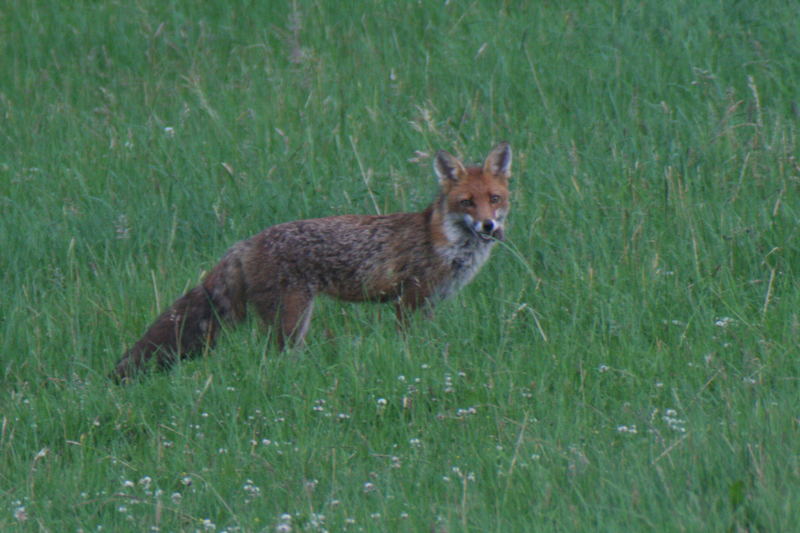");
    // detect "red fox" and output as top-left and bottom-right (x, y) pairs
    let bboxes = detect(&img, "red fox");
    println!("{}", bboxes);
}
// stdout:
(112, 143), (511, 381)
